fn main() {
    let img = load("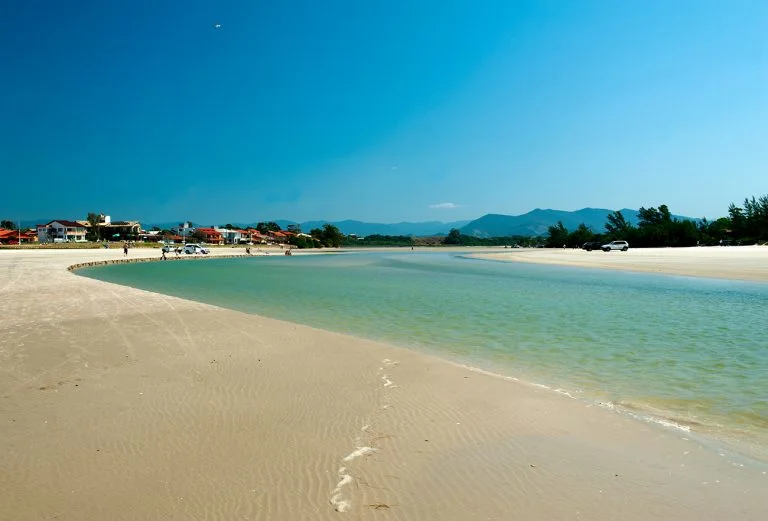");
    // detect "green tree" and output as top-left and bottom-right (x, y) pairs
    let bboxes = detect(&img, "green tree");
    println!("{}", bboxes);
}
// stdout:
(289, 234), (318, 249)
(545, 221), (568, 247)
(309, 224), (344, 247)
(0, 220), (17, 230)
(256, 222), (281, 234)
(741, 195), (768, 240)
(443, 228), (462, 245)
(321, 223), (344, 247)
(604, 210), (630, 237)
(86, 212), (102, 241)
(287, 224), (302, 234)
(568, 223), (595, 247)
(637, 205), (671, 227)
(727, 203), (745, 237)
